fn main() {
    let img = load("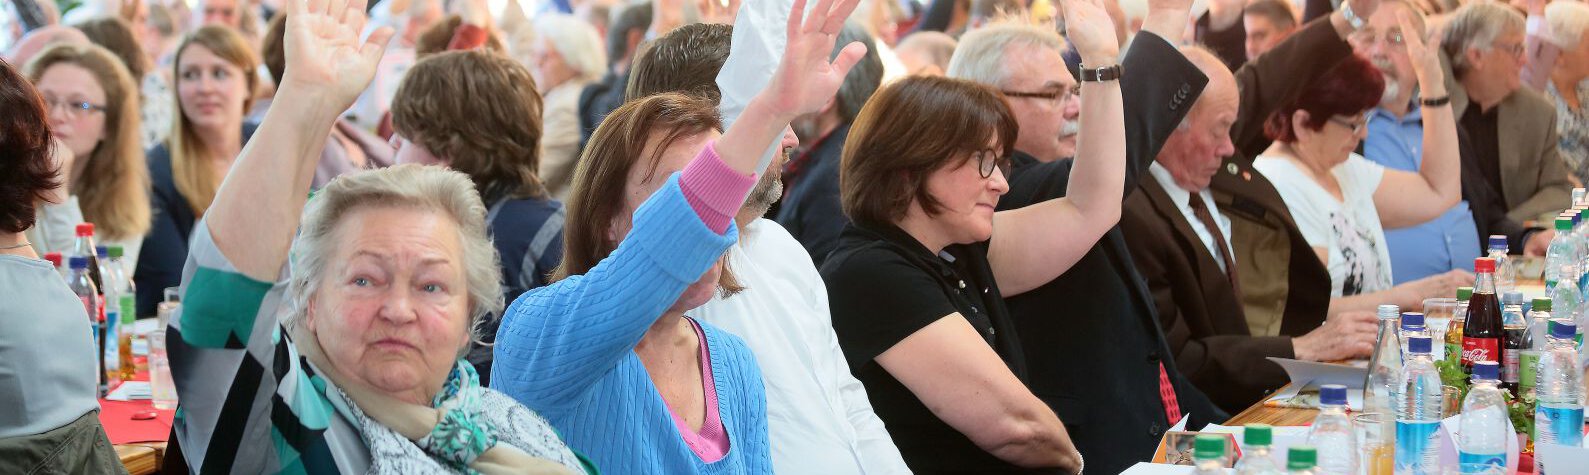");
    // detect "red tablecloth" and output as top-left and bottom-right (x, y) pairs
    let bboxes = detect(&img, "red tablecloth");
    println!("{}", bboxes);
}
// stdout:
(97, 371), (173, 445)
